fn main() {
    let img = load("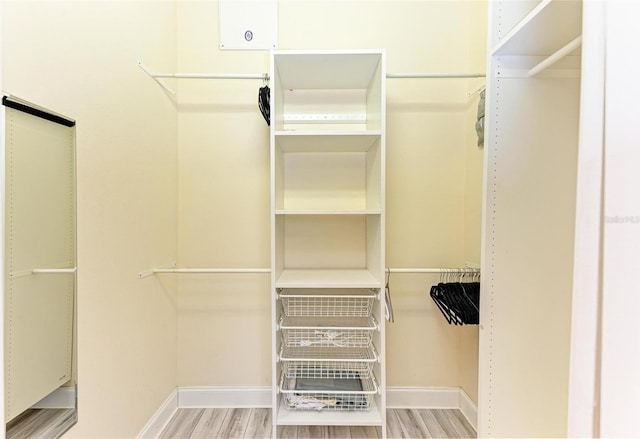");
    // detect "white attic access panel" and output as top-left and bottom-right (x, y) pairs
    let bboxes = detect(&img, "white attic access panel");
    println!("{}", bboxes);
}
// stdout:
(219, 0), (277, 50)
